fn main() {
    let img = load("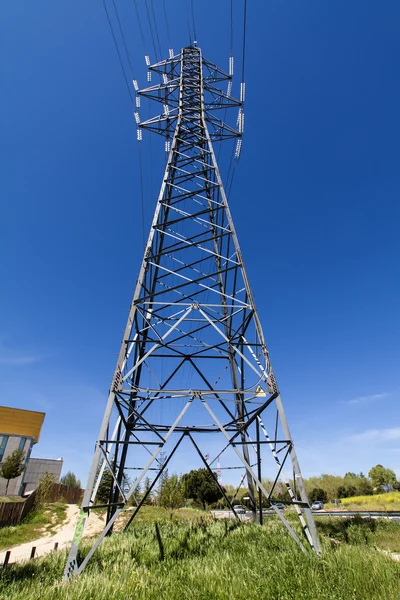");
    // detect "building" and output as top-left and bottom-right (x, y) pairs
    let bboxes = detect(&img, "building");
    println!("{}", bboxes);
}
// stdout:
(0, 406), (63, 496)
(22, 458), (63, 494)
